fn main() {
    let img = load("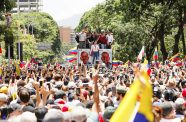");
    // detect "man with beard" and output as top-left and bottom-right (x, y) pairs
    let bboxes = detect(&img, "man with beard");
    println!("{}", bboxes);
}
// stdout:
(101, 52), (112, 69)
(112, 86), (126, 107)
